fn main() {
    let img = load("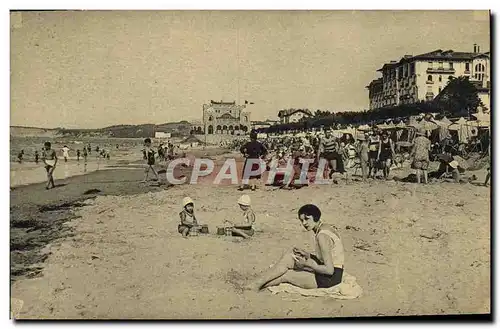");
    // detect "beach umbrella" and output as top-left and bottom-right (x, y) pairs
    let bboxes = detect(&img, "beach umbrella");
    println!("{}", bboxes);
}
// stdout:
(386, 121), (396, 129)
(448, 117), (468, 131)
(472, 112), (490, 122)
(417, 120), (438, 131)
(396, 121), (406, 128)
(441, 116), (453, 126)
(357, 124), (371, 131)
(408, 116), (419, 128)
